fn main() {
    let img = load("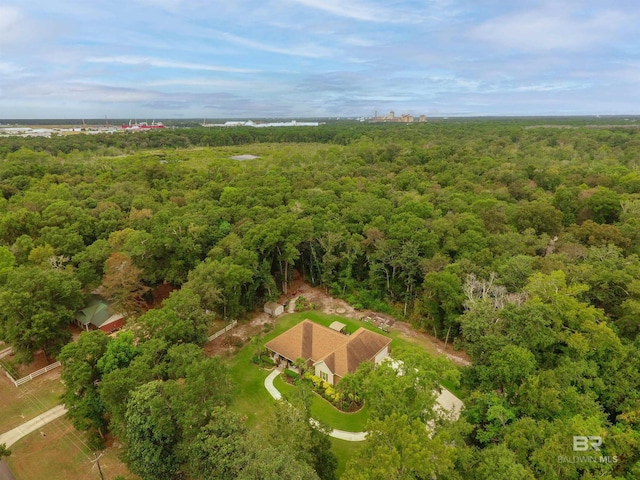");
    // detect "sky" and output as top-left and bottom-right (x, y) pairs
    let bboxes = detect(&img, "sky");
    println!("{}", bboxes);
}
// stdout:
(1, 0), (639, 119)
